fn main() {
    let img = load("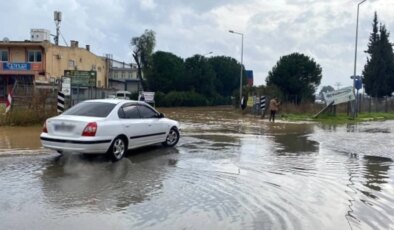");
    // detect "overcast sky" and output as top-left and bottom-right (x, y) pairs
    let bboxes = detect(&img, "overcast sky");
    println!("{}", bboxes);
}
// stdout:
(1, 0), (393, 90)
